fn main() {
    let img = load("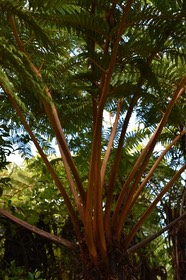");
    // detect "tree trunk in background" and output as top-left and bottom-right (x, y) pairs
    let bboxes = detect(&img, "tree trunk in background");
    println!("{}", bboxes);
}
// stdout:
(170, 220), (186, 280)
(164, 191), (186, 280)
